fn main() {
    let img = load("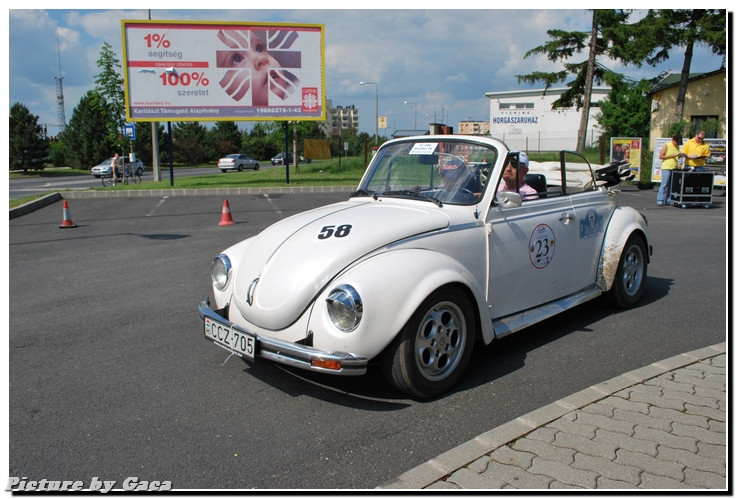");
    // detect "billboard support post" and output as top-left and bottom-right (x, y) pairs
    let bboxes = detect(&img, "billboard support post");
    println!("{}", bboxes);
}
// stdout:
(284, 122), (290, 185)
(167, 122), (174, 186)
